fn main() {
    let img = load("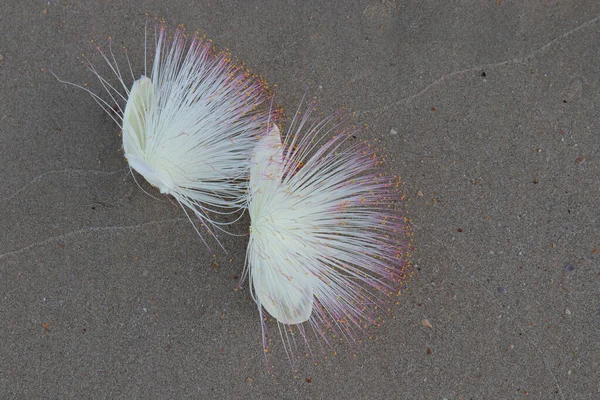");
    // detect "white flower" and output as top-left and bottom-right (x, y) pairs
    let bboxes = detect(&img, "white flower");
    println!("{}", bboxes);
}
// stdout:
(57, 24), (271, 247)
(245, 105), (412, 357)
